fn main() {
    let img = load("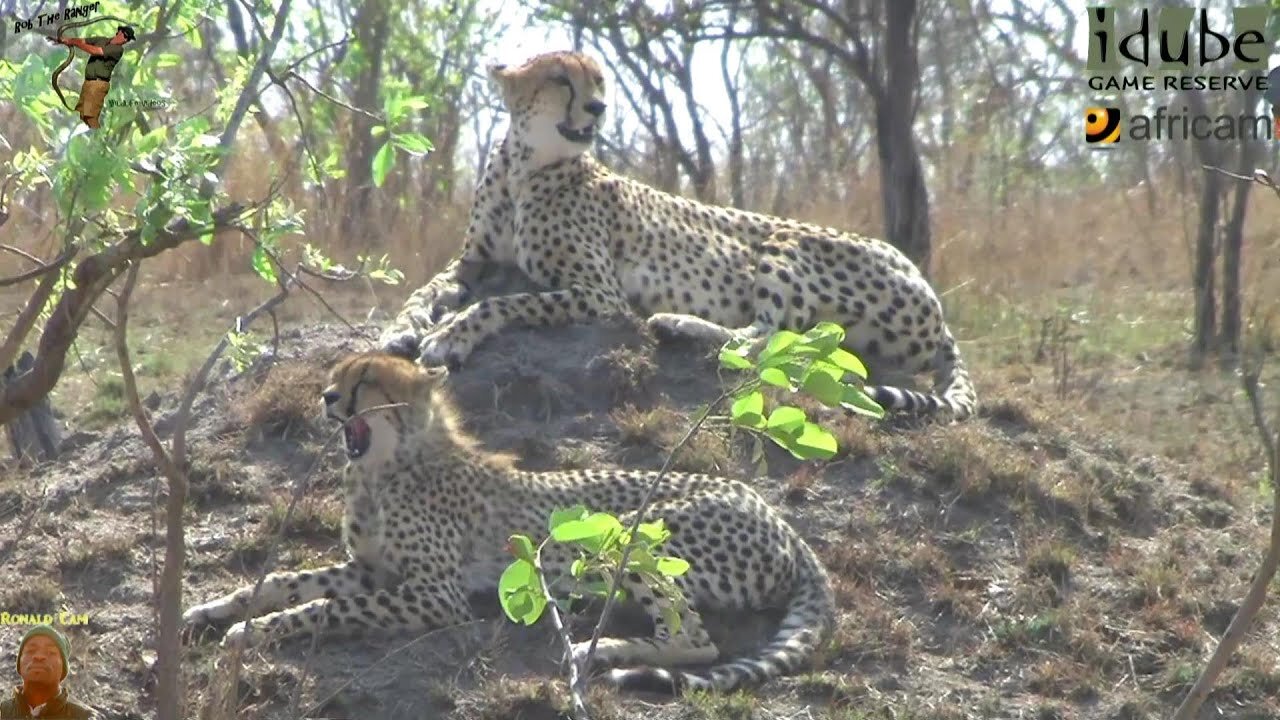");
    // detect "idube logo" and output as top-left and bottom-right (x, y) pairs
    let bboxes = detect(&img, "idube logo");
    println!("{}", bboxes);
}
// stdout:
(1087, 6), (1271, 92)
